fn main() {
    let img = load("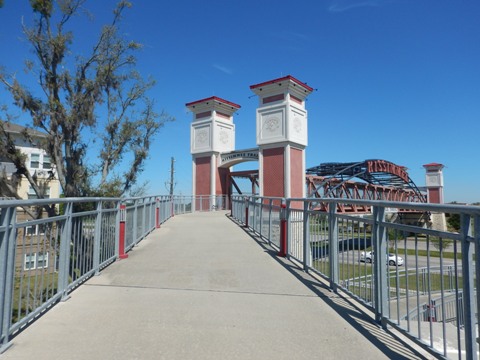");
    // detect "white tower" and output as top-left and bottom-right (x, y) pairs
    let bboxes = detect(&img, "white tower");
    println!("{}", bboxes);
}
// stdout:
(187, 96), (240, 207)
(250, 75), (313, 198)
(423, 162), (446, 231)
